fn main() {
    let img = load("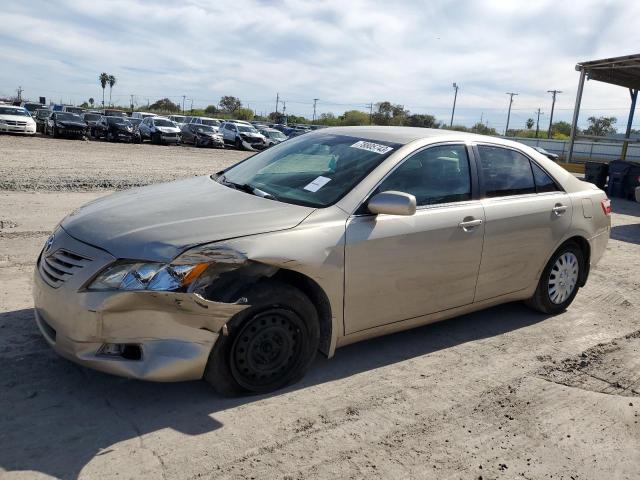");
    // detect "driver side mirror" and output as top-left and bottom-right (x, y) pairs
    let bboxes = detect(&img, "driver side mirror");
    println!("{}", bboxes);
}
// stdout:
(367, 191), (417, 216)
